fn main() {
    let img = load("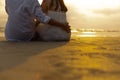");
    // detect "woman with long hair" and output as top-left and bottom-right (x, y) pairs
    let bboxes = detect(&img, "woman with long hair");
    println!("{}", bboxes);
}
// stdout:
(41, 0), (68, 13)
(36, 0), (71, 41)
